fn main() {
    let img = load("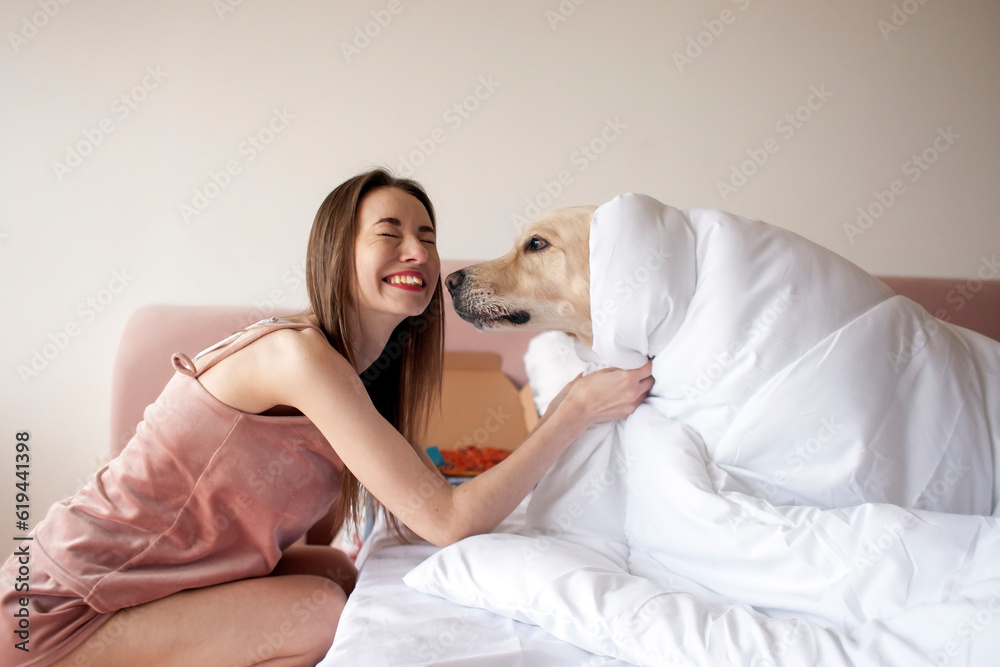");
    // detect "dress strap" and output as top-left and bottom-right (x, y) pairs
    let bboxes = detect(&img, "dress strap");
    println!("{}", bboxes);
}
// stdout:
(171, 317), (323, 378)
